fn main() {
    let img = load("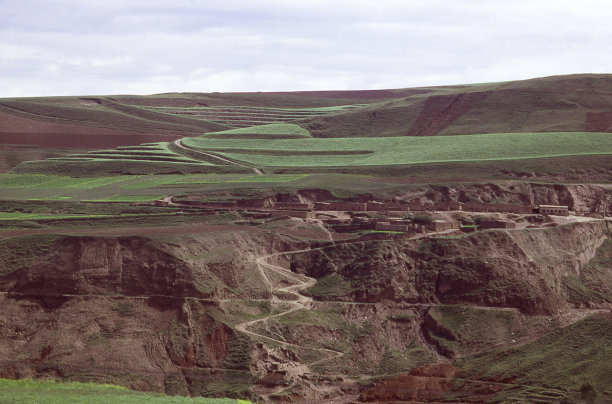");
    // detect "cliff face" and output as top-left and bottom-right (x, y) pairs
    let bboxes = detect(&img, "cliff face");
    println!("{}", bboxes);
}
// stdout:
(397, 182), (612, 214)
(0, 221), (610, 400)
(290, 221), (611, 314)
(0, 231), (300, 300)
(0, 231), (297, 399)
